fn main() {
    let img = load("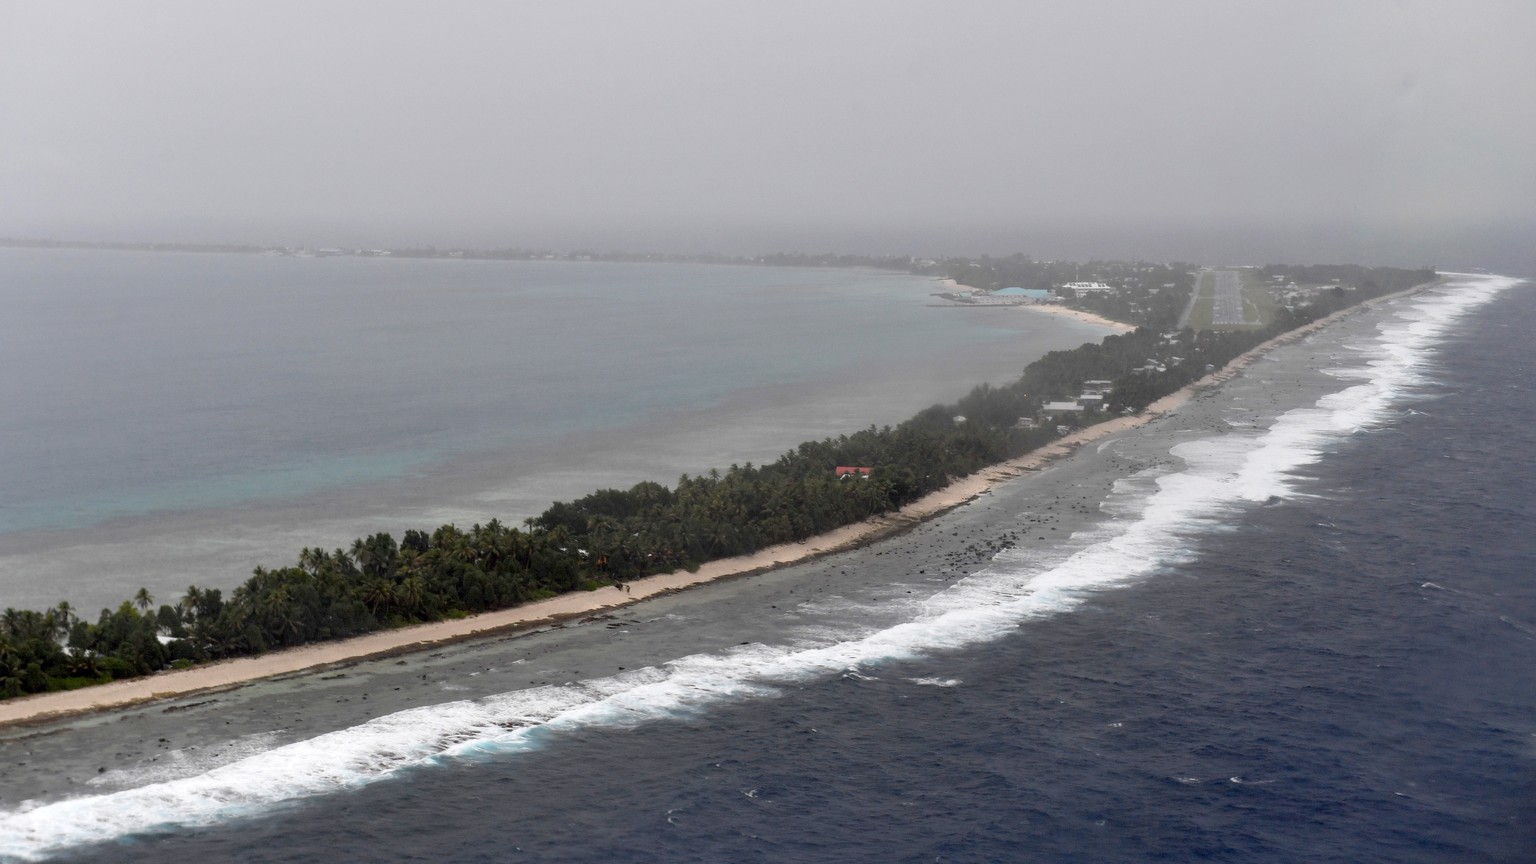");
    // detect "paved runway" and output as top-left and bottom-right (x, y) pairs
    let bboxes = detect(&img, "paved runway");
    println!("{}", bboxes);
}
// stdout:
(1211, 269), (1250, 325)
